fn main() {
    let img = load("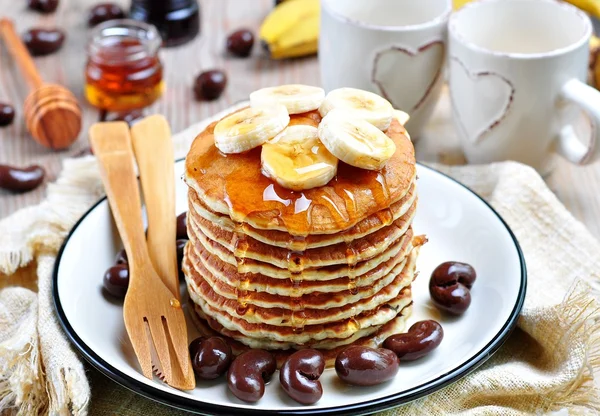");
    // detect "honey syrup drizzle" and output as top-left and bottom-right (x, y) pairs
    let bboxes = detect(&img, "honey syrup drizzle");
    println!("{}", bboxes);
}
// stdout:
(347, 305), (362, 332)
(290, 272), (307, 332)
(232, 228), (251, 315)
